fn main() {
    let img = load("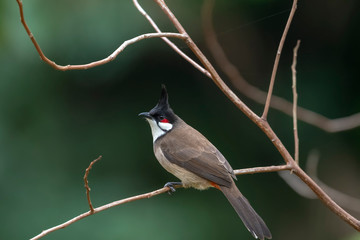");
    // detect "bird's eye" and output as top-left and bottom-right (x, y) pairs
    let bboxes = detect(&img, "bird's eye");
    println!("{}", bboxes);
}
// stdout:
(159, 115), (165, 120)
